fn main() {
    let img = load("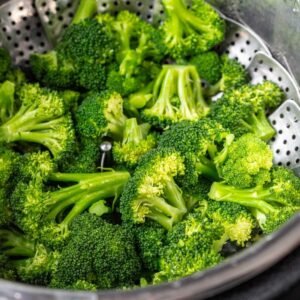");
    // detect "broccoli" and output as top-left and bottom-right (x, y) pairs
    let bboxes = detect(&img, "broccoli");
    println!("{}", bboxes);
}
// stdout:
(218, 134), (273, 188)
(127, 81), (154, 110)
(0, 253), (17, 281)
(57, 90), (81, 114)
(211, 81), (285, 141)
(71, 0), (98, 25)
(0, 81), (15, 124)
(205, 200), (256, 246)
(51, 213), (142, 289)
(158, 119), (233, 186)
(161, 0), (225, 59)
(0, 48), (12, 81)
(142, 65), (209, 128)
(113, 118), (157, 169)
(0, 229), (59, 285)
(76, 91), (127, 141)
(120, 148), (188, 230)
(154, 208), (224, 283)
(209, 167), (300, 234)
(190, 51), (222, 84)
(0, 84), (75, 160)
(205, 55), (249, 96)
(133, 221), (167, 273)
(11, 169), (130, 248)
